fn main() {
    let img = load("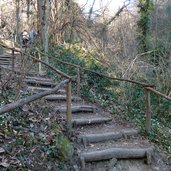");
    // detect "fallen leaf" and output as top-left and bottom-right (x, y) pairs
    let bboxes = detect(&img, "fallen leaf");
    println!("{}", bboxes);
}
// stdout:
(0, 148), (5, 153)
(0, 159), (10, 168)
(29, 117), (40, 123)
(22, 105), (30, 112)
(30, 148), (36, 153)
